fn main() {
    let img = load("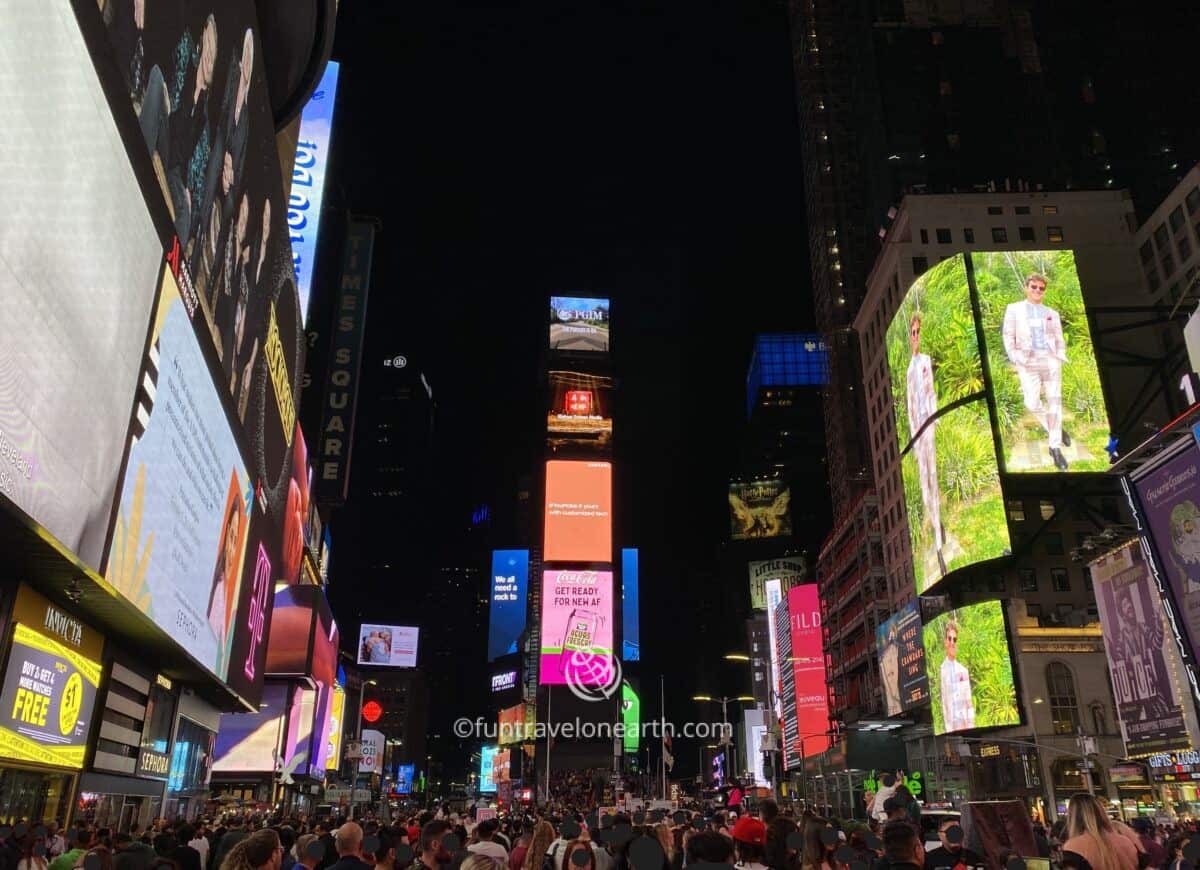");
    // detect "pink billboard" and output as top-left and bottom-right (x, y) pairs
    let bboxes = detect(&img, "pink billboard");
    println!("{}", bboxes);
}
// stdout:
(539, 570), (614, 685)
(789, 584), (830, 757)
